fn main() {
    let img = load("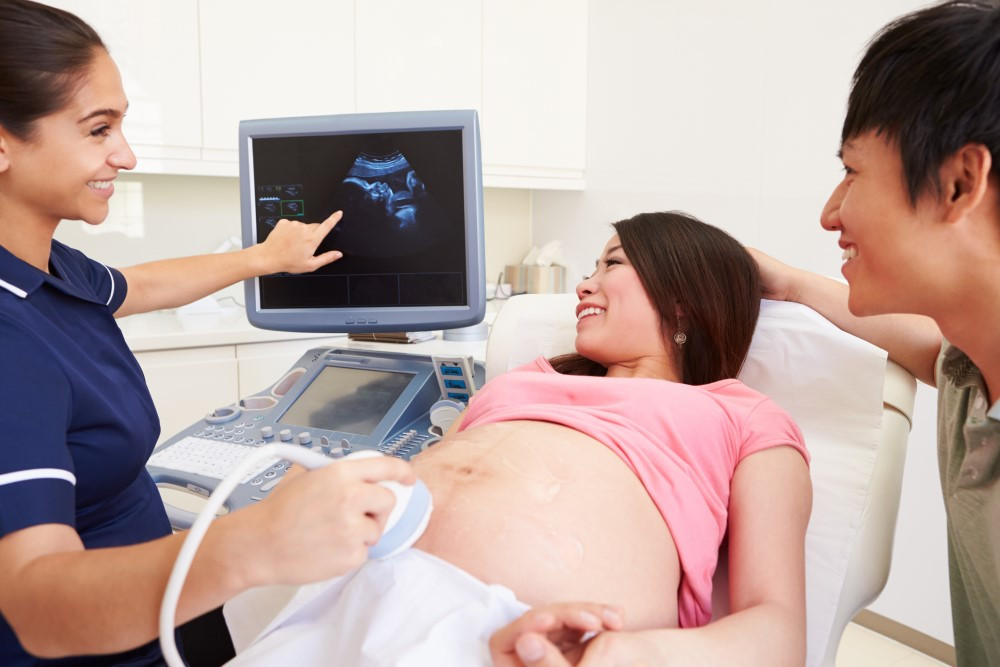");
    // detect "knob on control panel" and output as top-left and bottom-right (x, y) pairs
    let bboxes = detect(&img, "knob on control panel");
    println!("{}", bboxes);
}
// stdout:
(278, 428), (292, 442)
(260, 426), (274, 439)
(298, 432), (312, 446)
